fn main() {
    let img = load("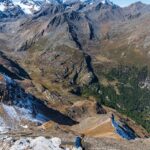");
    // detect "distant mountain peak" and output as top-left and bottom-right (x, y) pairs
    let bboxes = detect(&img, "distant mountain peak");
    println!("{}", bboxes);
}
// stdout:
(0, 0), (145, 18)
